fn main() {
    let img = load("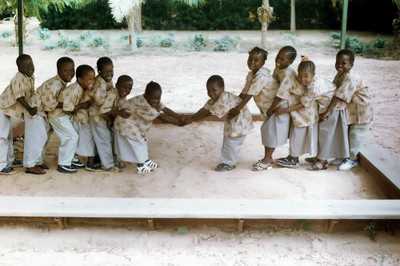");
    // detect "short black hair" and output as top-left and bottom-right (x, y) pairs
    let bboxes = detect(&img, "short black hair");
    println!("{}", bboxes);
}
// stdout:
(280, 46), (297, 61)
(249, 47), (268, 60)
(96, 57), (113, 72)
(16, 54), (32, 67)
(57, 57), (74, 71)
(298, 59), (316, 74)
(76, 64), (95, 79)
(116, 75), (133, 85)
(206, 75), (224, 89)
(337, 49), (355, 64)
(145, 81), (162, 96)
